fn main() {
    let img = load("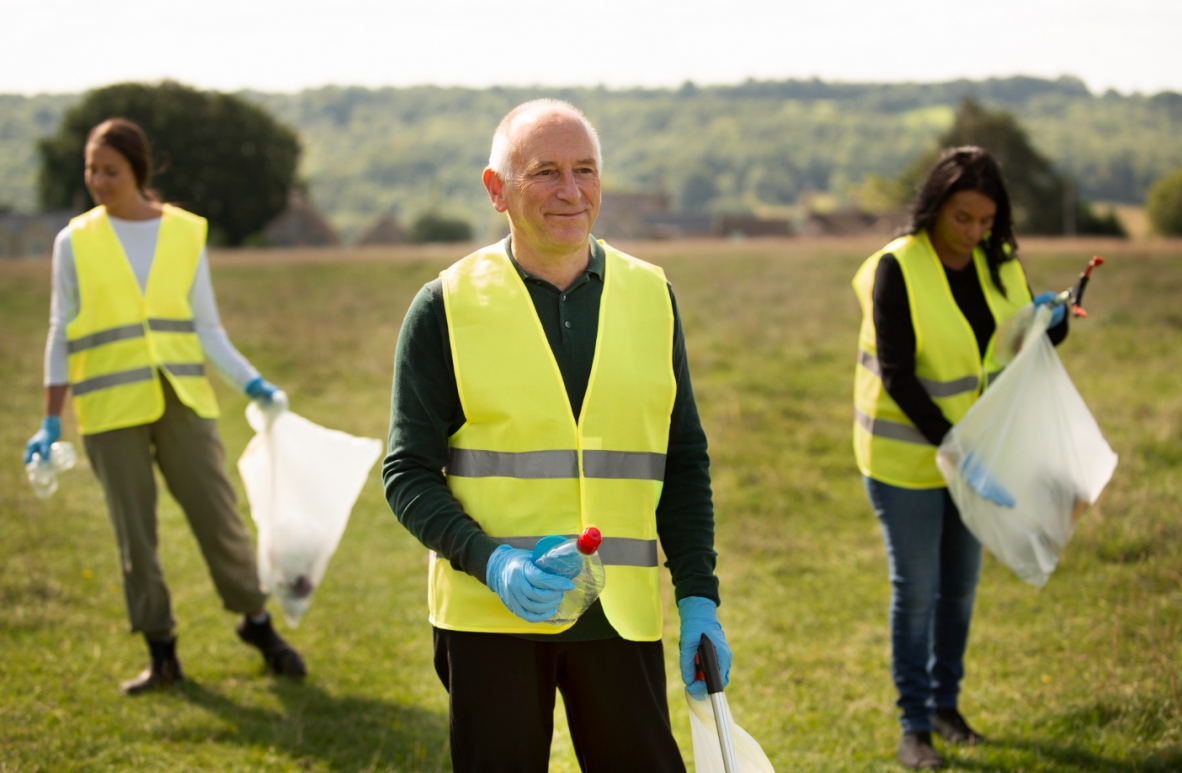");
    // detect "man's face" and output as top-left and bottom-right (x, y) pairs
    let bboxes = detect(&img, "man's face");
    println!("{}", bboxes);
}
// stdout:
(490, 111), (601, 255)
